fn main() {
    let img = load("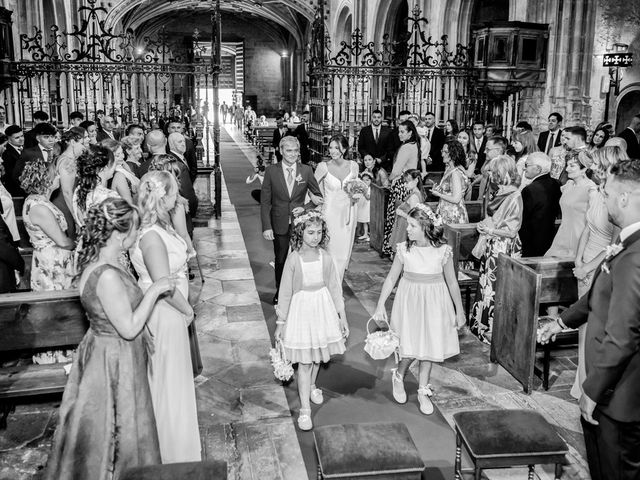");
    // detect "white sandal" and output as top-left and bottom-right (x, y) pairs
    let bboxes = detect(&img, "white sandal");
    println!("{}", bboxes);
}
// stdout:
(391, 368), (407, 404)
(298, 408), (312, 431)
(310, 386), (324, 405)
(417, 386), (434, 415)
